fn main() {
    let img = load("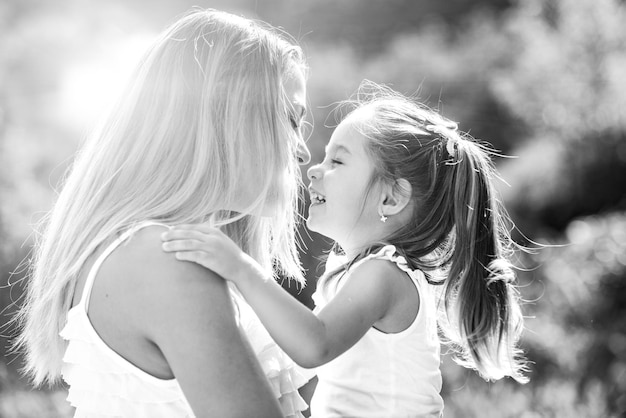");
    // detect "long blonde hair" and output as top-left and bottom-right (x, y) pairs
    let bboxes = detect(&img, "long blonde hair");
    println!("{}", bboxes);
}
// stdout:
(13, 9), (307, 387)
